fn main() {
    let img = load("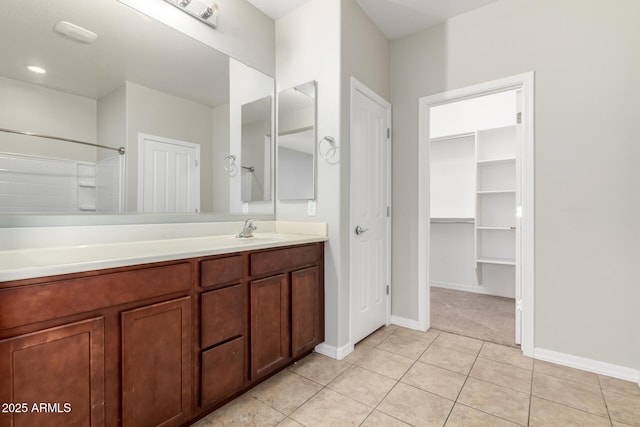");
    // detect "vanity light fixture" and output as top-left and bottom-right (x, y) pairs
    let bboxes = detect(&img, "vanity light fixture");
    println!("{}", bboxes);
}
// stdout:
(27, 65), (46, 74)
(163, 0), (219, 29)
